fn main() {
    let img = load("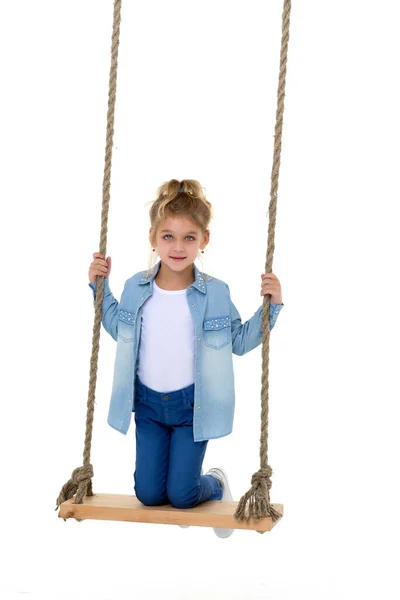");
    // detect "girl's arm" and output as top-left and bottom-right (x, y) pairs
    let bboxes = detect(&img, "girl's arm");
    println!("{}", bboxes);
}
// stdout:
(225, 283), (284, 356)
(88, 278), (120, 341)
